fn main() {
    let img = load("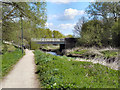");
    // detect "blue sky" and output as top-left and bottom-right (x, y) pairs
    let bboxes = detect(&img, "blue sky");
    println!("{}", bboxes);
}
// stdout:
(45, 1), (91, 35)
